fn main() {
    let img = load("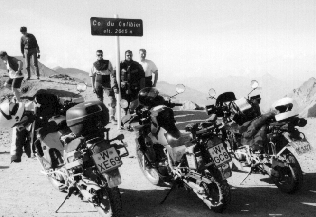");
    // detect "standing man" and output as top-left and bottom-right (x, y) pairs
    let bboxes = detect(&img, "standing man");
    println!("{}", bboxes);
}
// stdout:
(20, 26), (40, 80)
(90, 50), (118, 124)
(120, 50), (145, 114)
(0, 51), (24, 102)
(139, 49), (158, 87)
